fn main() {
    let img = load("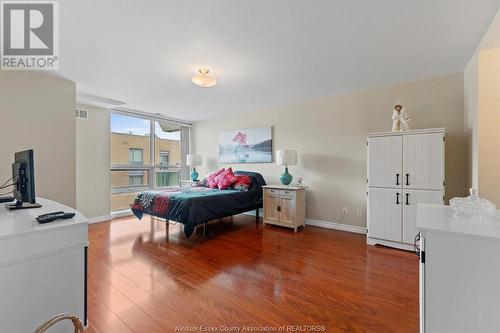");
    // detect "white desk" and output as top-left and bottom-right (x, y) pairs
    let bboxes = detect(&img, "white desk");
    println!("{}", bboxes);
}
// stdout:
(0, 198), (88, 333)
(417, 204), (500, 333)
